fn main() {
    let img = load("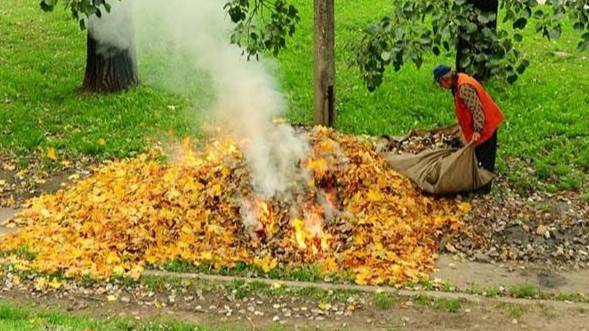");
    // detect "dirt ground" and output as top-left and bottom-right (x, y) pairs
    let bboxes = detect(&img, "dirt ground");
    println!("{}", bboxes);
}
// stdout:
(1, 277), (588, 331)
